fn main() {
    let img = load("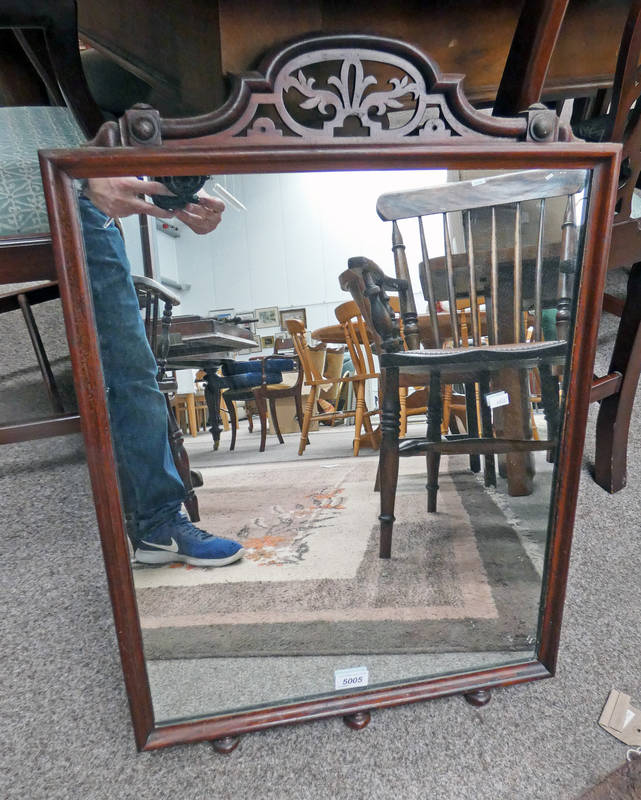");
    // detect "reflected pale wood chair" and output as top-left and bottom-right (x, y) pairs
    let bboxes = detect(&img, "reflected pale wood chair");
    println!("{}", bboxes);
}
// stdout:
(341, 168), (584, 558)
(286, 317), (378, 456)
